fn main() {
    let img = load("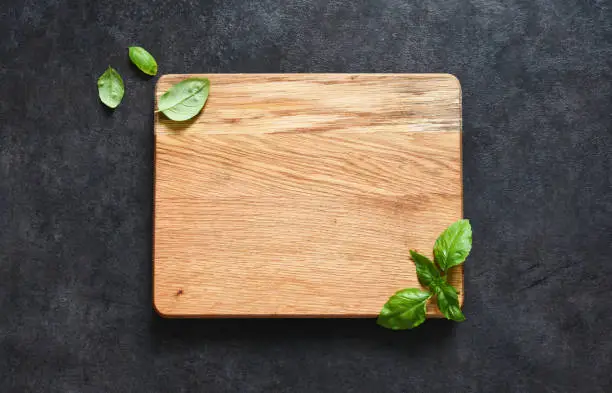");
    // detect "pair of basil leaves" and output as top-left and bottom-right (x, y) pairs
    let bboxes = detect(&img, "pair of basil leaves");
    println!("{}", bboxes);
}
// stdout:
(97, 47), (209, 121)
(378, 219), (472, 330)
(97, 47), (157, 109)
